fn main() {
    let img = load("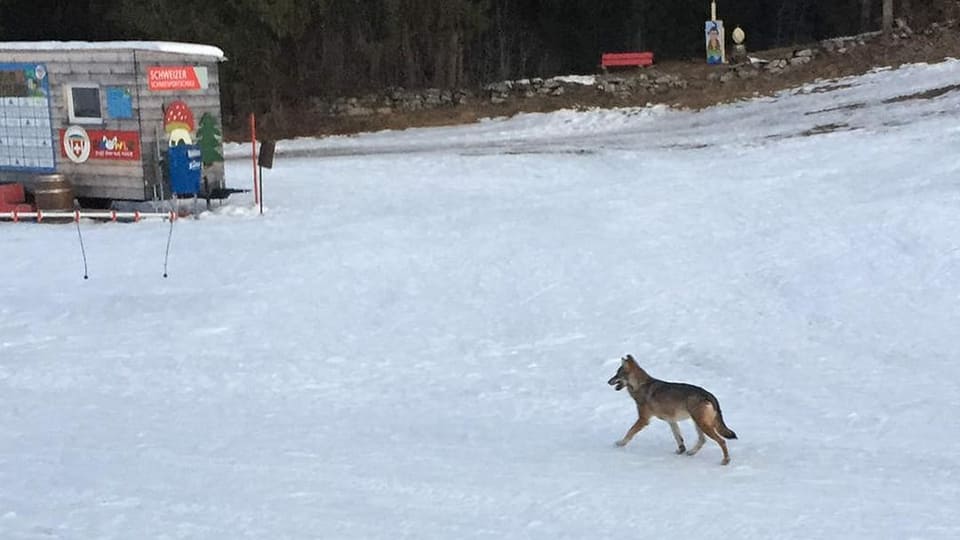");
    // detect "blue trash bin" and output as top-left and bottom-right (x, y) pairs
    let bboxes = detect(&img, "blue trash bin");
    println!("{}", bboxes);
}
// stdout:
(168, 144), (203, 195)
